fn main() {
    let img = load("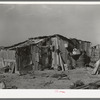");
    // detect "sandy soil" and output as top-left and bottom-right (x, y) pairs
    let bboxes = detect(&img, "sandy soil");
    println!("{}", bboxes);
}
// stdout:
(0, 67), (100, 89)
